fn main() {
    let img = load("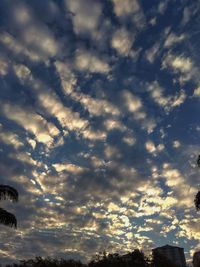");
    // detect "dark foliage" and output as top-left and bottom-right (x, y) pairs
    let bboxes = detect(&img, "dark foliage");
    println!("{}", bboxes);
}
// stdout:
(197, 155), (200, 168)
(0, 185), (18, 228)
(0, 208), (17, 228)
(1, 251), (151, 267)
(0, 185), (18, 202)
(195, 191), (200, 211)
(195, 155), (200, 210)
(85, 249), (149, 267)
(16, 257), (85, 267)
